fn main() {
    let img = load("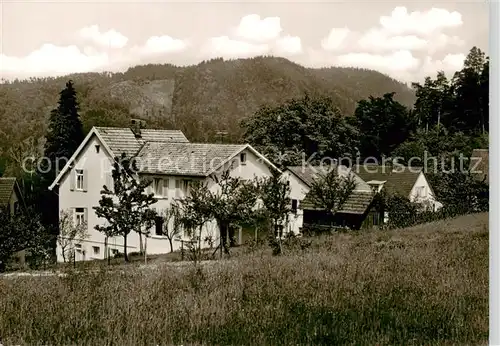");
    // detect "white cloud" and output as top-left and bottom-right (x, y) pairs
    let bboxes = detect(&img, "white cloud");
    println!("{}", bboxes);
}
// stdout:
(303, 48), (422, 83)
(357, 29), (428, 52)
(0, 44), (109, 79)
(324, 7), (465, 54)
(234, 14), (282, 42)
(379, 7), (463, 36)
(421, 53), (466, 77)
(203, 36), (270, 59)
(321, 28), (351, 51)
(427, 34), (465, 54)
(79, 25), (128, 49)
(314, 6), (466, 82)
(335, 50), (420, 73)
(139, 35), (188, 54)
(274, 35), (302, 55)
